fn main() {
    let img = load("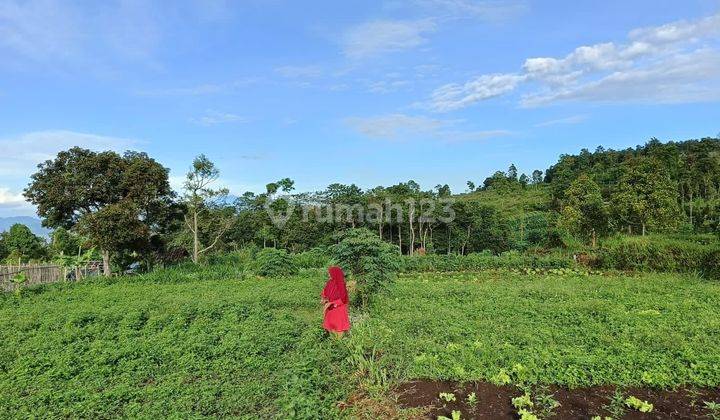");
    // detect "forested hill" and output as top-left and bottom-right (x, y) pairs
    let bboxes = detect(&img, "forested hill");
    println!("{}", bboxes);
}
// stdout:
(540, 137), (720, 233)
